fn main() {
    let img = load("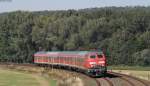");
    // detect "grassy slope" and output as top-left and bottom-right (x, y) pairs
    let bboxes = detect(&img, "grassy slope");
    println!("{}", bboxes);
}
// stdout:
(0, 68), (53, 86)
(108, 66), (150, 71)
